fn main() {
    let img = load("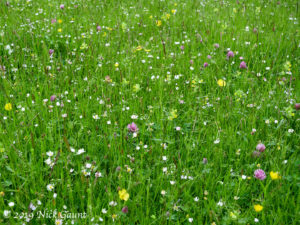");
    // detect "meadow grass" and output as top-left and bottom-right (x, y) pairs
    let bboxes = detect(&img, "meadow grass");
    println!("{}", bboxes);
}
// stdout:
(0, 0), (299, 224)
